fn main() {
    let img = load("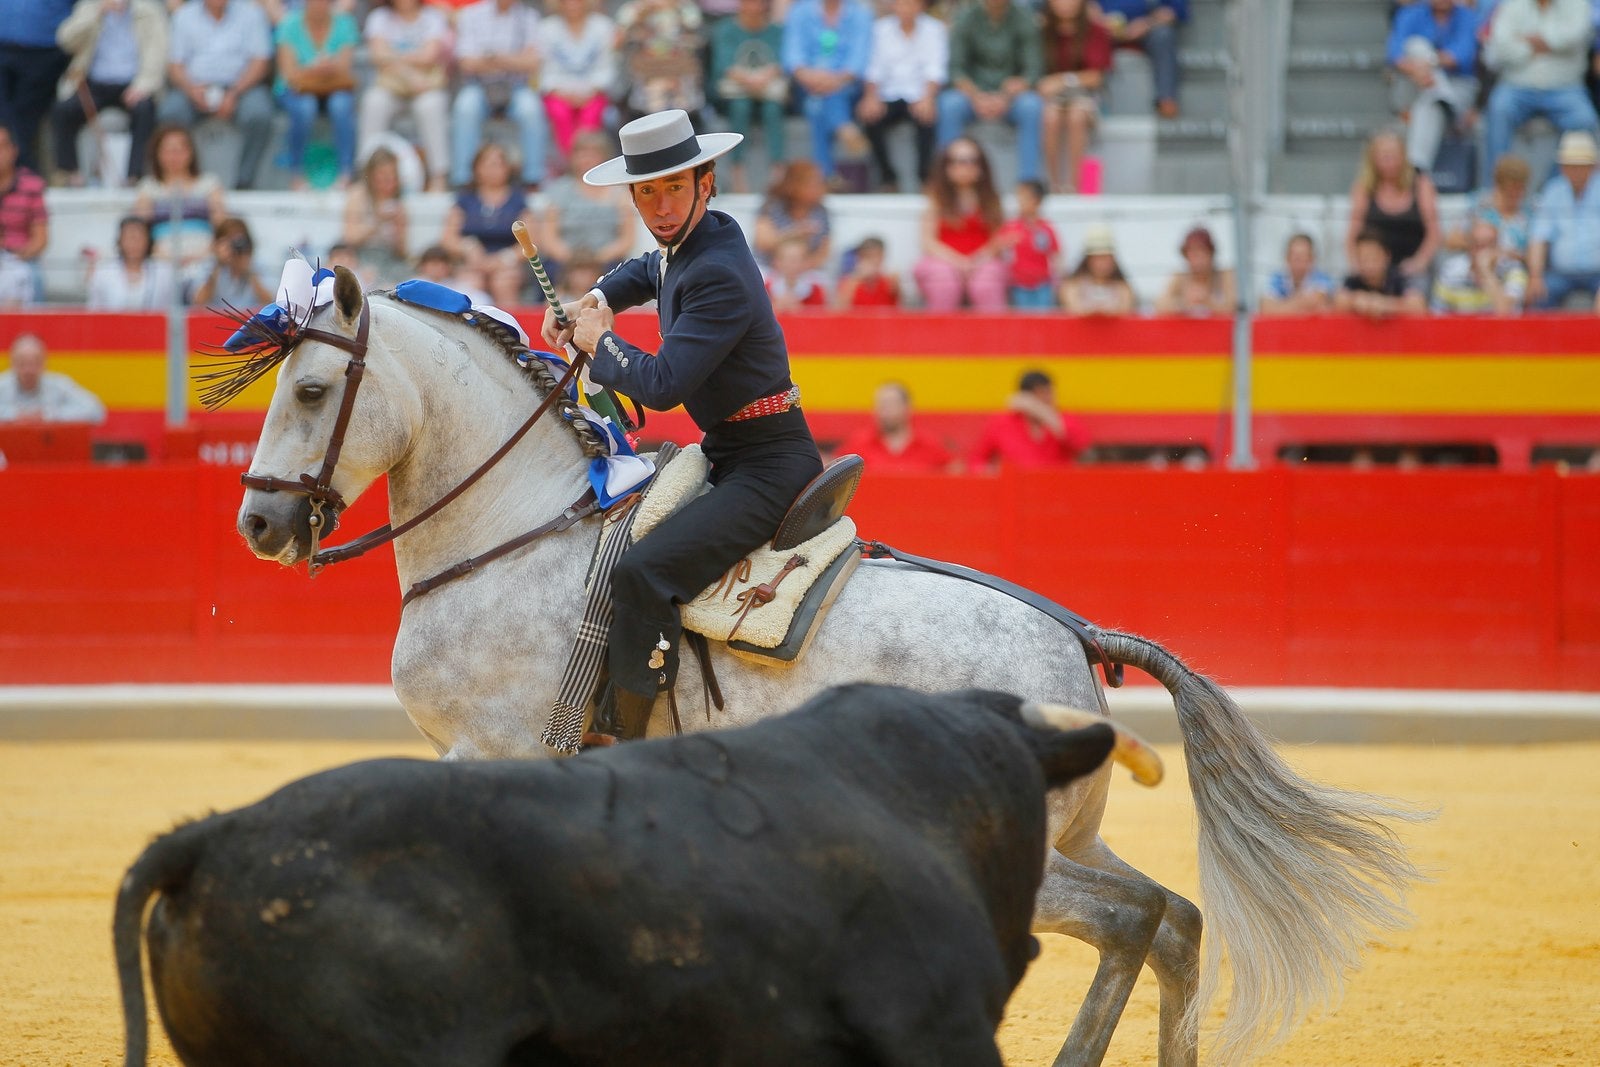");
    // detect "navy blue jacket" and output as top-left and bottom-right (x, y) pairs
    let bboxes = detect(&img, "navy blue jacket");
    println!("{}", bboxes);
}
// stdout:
(591, 210), (796, 431)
